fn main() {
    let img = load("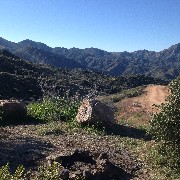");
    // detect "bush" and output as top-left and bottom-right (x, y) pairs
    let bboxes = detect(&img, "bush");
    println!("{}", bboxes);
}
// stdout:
(0, 162), (63, 179)
(27, 97), (80, 123)
(0, 163), (26, 180)
(150, 78), (180, 169)
(37, 161), (63, 179)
